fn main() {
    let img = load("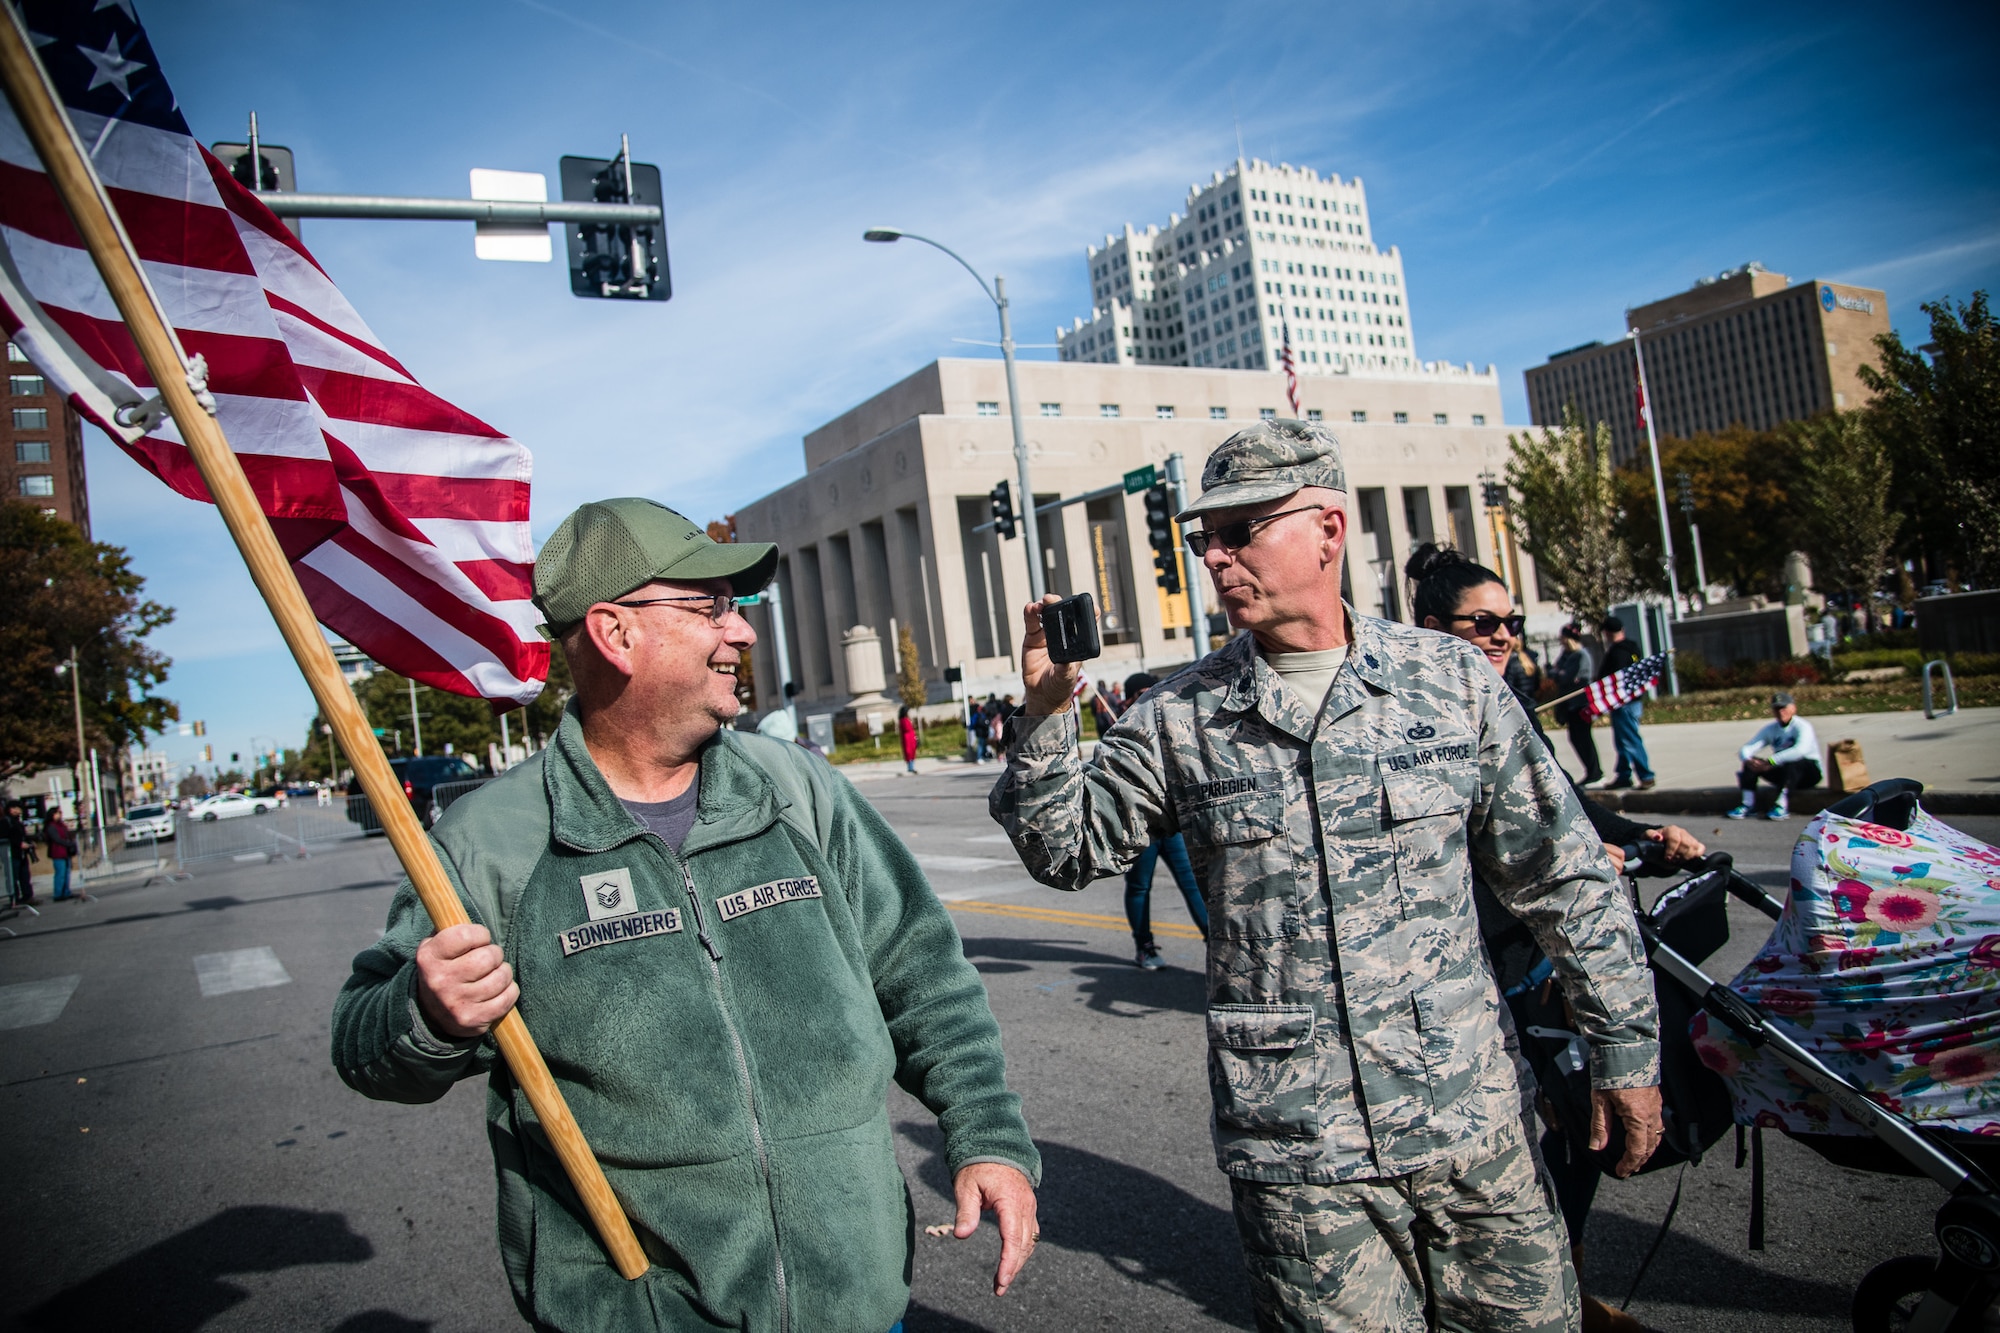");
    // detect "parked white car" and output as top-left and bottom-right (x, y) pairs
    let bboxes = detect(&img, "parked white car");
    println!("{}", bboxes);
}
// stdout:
(123, 803), (175, 842)
(188, 792), (278, 822)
